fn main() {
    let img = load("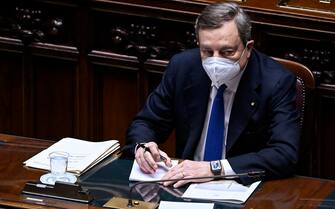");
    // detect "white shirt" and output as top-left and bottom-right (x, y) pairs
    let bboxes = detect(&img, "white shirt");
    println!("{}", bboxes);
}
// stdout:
(194, 69), (245, 175)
